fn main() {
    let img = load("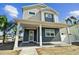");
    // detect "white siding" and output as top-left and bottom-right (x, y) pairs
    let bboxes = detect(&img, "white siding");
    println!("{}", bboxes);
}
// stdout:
(23, 8), (41, 21)
(41, 12), (45, 21)
(69, 26), (79, 42)
(60, 26), (79, 44)
(54, 15), (59, 23)
(23, 7), (59, 23)
(23, 10), (28, 19)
